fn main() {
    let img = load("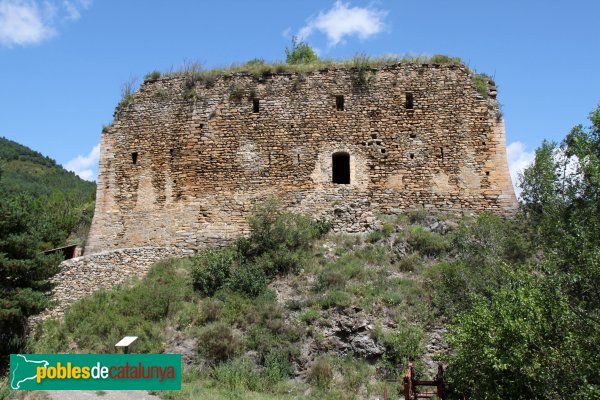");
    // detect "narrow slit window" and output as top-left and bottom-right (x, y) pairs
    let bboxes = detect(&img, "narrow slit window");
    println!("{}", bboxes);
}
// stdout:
(131, 152), (138, 165)
(332, 152), (350, 184)
(253, 98), (260, 113)
(336, 95), (345, 111)
(405, 93), (414, 109)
